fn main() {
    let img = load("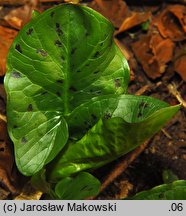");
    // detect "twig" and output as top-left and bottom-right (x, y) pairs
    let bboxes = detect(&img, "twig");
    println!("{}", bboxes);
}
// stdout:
(0, 114), (7, 123)
(135, 85), (149, 96)
(90, 140), (149, 199)
(167, 83), (186, 108)
(161, 128), (172, 139)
